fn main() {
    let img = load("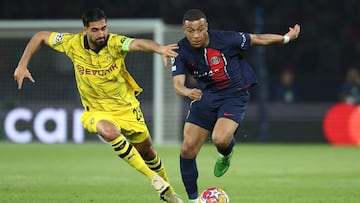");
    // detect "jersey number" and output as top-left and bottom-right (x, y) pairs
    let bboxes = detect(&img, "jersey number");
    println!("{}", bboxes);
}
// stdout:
(132, 107), (143, 121)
